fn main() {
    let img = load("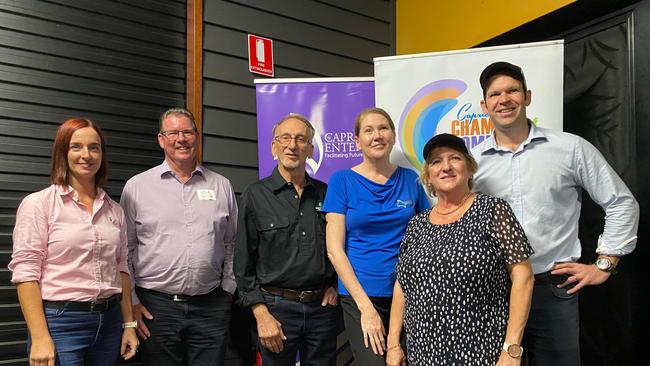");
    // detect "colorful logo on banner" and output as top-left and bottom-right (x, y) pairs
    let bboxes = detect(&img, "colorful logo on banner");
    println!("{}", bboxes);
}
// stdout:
(399, 79), (498, 170)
